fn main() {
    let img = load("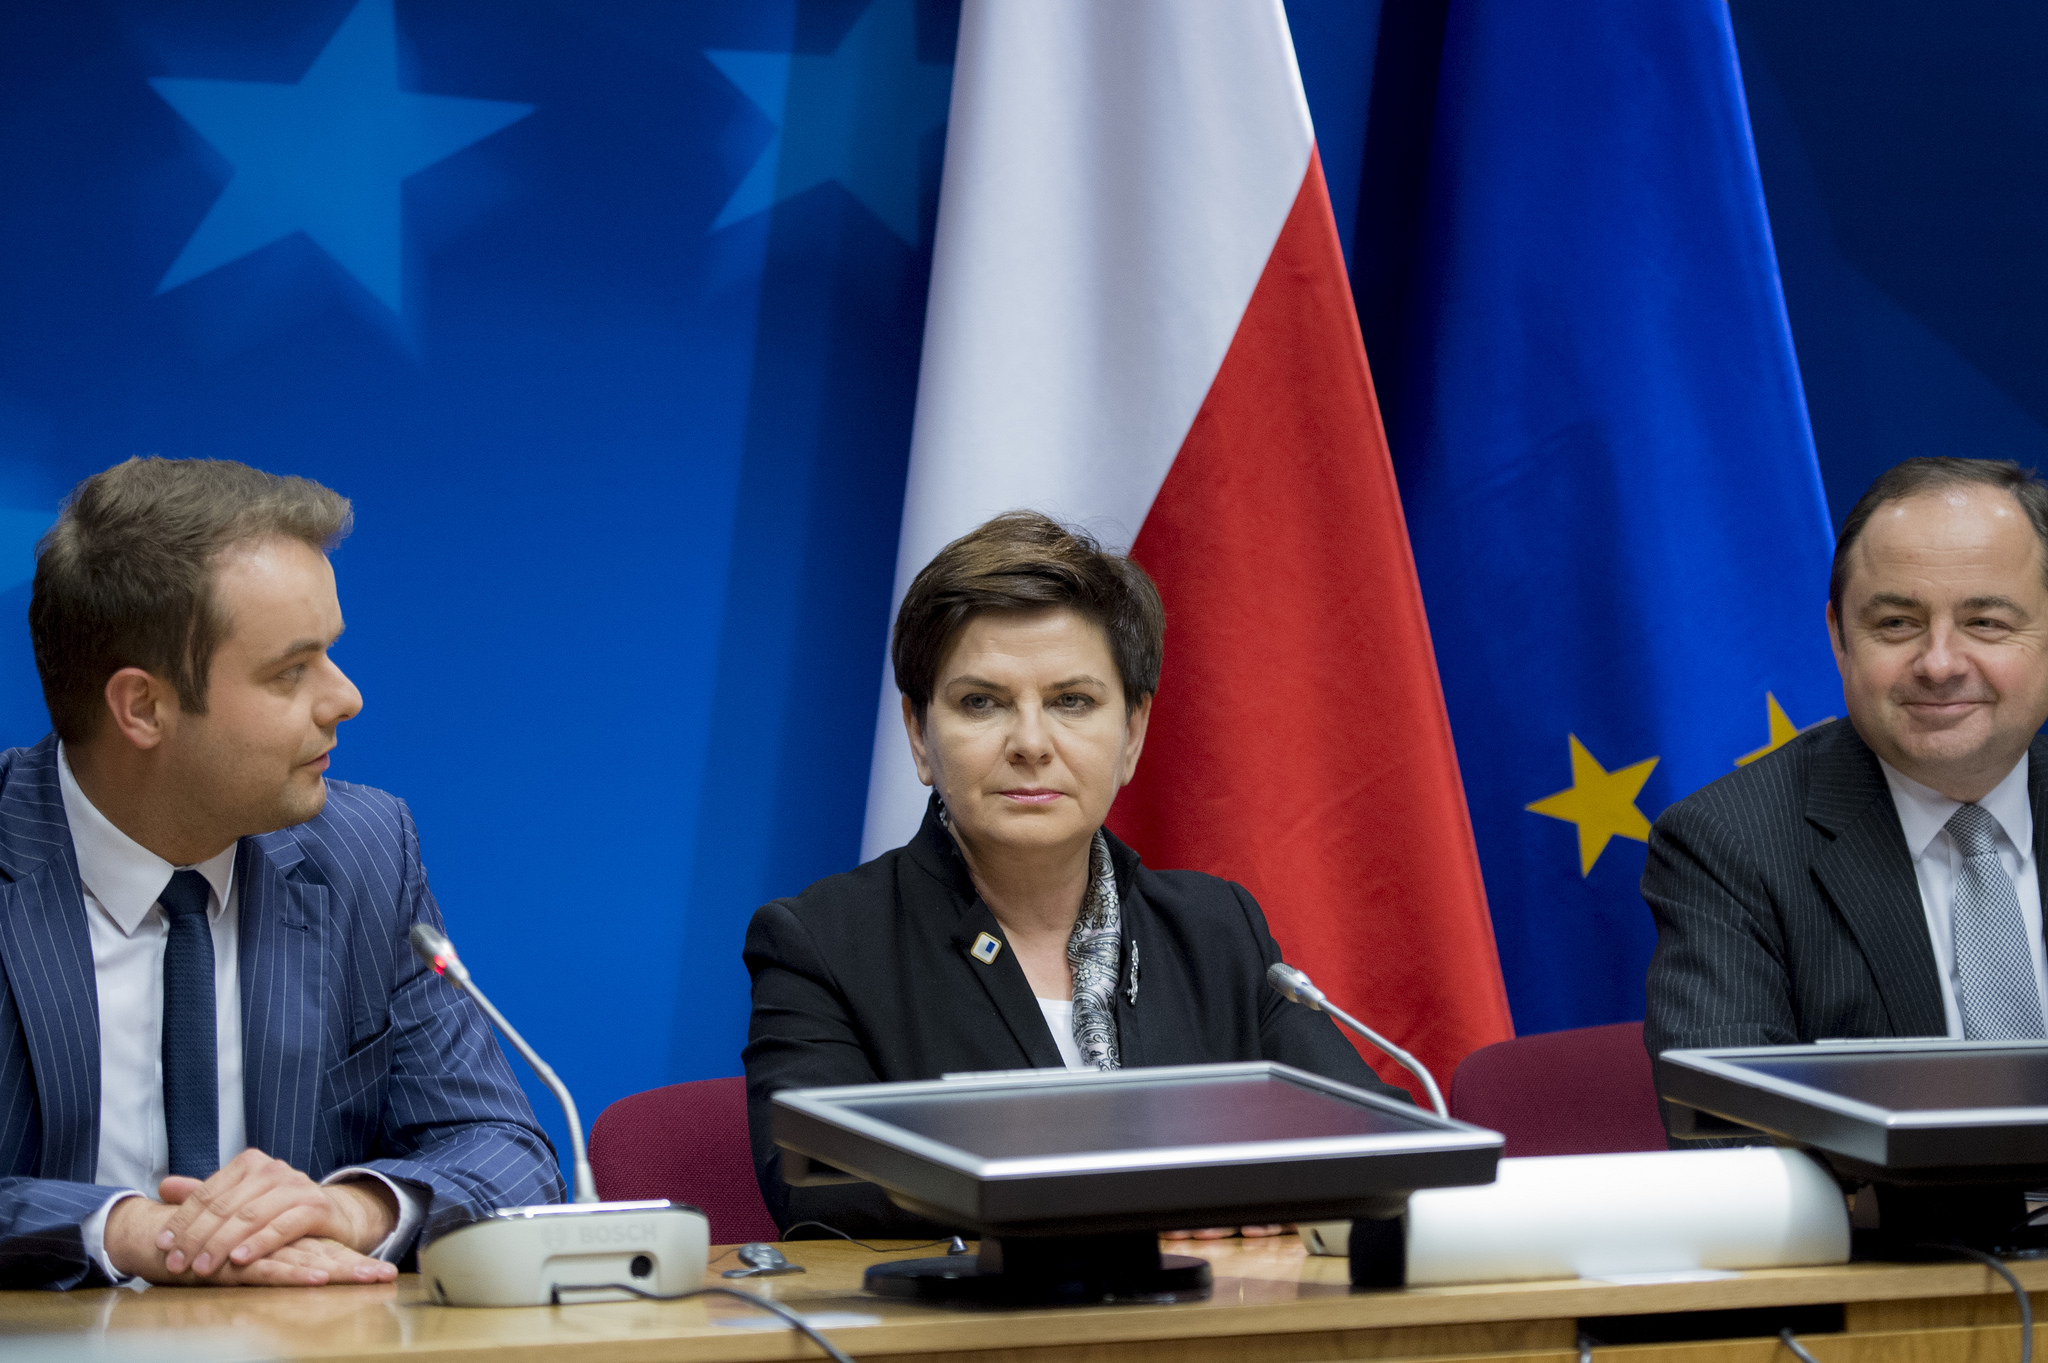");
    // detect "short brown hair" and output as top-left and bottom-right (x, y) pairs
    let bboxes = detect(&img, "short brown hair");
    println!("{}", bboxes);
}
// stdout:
(31, 457), (353, 744)
(1831, 458), (2048, 628)
(892, 511), (1165, 721)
